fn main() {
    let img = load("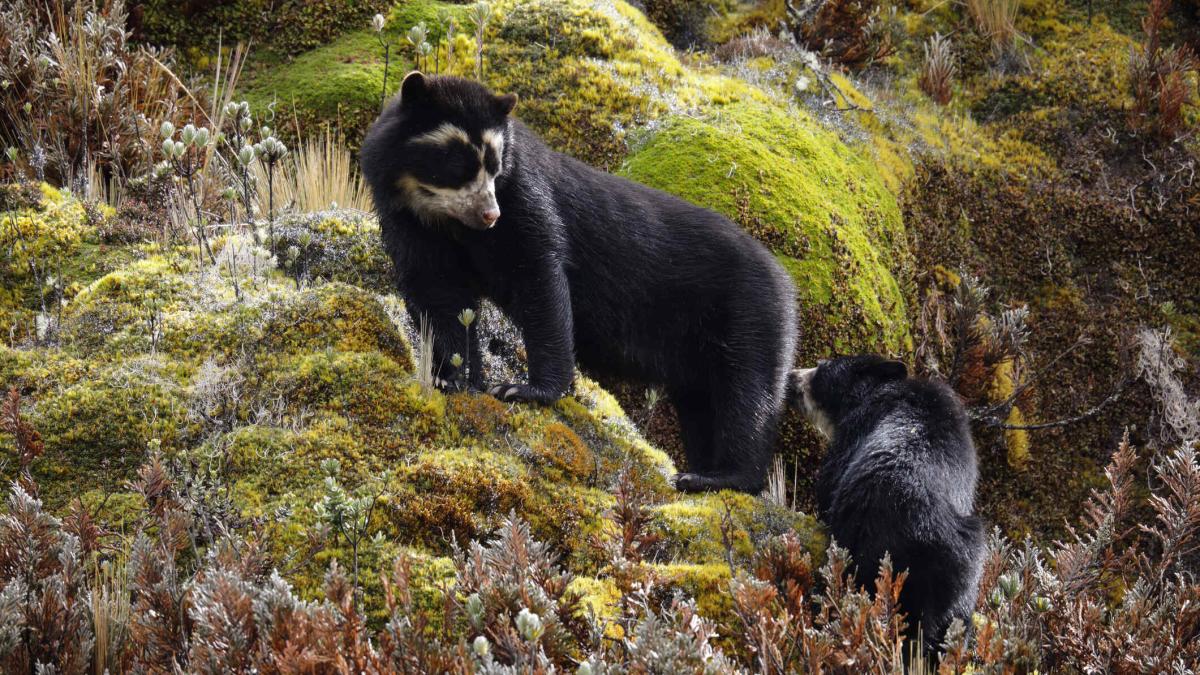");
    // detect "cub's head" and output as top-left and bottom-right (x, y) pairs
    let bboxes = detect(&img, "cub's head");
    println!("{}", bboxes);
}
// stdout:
(360, 72), (517, 230)
(787, 355), (908, 438)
